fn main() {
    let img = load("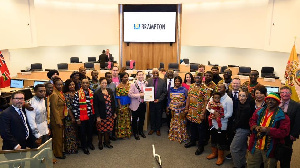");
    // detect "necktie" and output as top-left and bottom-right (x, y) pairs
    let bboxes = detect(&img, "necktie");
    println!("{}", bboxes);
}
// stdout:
(234, 92), (238, 100)
(18, 109), (29, 139)
(168, 79), (172, 93)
